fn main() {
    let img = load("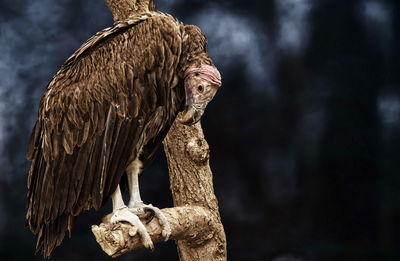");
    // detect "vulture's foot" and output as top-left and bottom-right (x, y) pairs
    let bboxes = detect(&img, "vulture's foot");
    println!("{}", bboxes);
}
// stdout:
(110, 206), (154, 249)
(129, 203), (171, 241)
